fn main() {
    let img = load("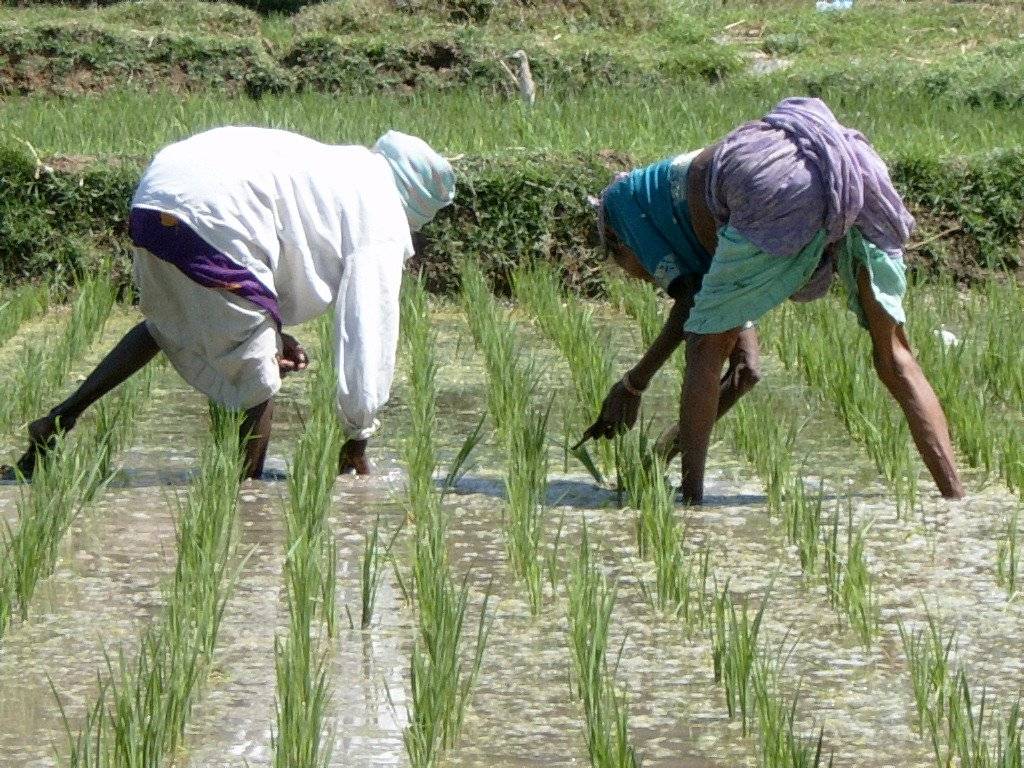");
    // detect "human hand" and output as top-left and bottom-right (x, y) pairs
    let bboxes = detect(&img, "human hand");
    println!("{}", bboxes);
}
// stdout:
(580, 380), (641, 442)
(339, 439), (372, 475)
(278, 333), (308, 378)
